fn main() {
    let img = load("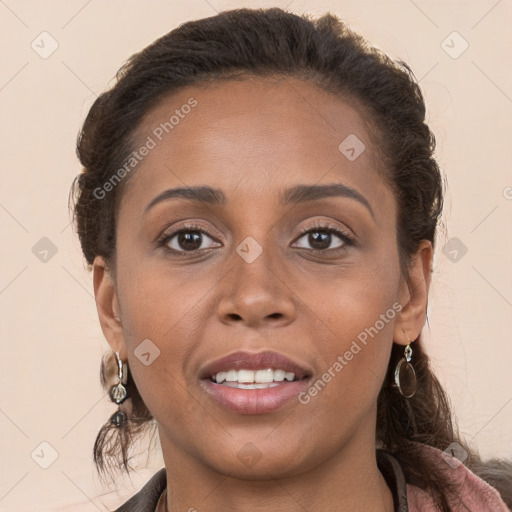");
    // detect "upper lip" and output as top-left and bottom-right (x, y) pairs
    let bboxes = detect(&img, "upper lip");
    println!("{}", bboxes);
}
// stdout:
(199, 350), (312, 380)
